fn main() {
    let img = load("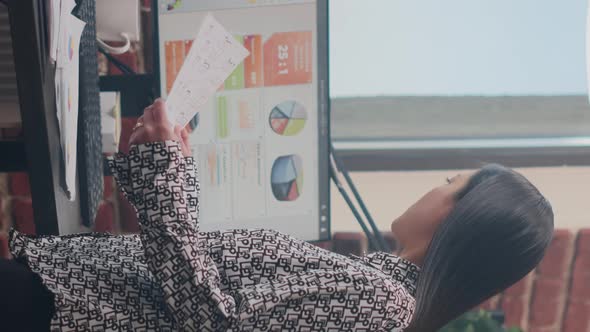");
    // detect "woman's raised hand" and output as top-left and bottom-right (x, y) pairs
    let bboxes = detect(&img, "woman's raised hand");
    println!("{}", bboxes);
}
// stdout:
(129, 98), (192, 156)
